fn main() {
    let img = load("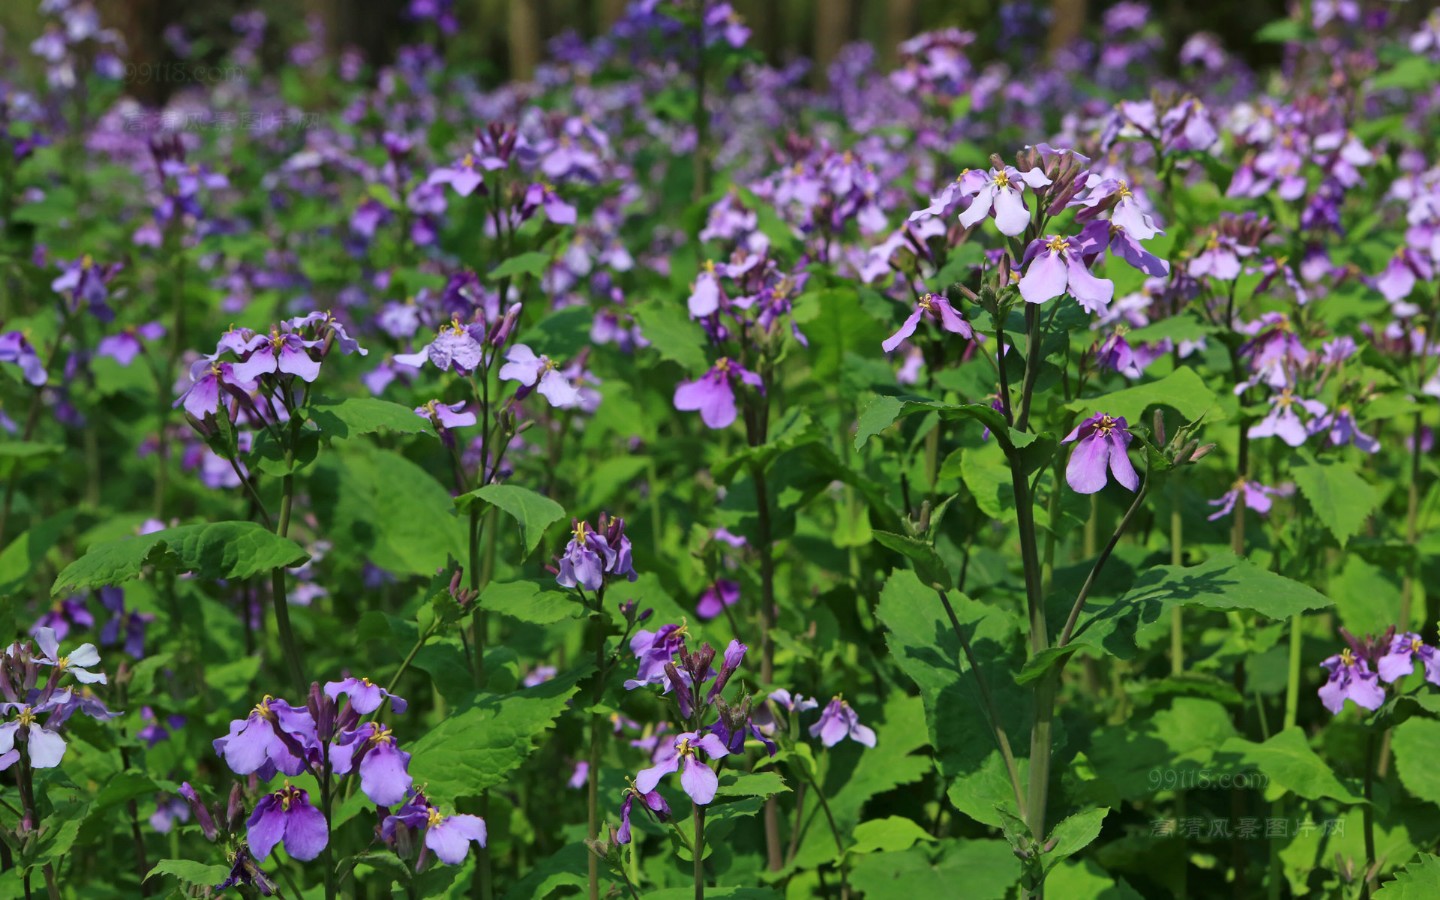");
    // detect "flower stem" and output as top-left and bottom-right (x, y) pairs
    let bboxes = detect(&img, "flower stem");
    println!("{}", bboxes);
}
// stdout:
(798, 765), (849, 900)
(271, 460), (306, 697)
(693, 802), (706, 900)
(320, 764), (337, 900)
(1361, 728), (1380, 899)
